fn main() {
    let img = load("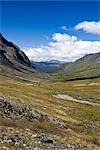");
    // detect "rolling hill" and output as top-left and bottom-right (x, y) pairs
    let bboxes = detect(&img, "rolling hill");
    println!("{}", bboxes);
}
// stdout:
(53, 52), (100, 81)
